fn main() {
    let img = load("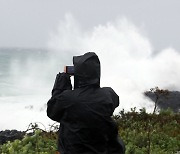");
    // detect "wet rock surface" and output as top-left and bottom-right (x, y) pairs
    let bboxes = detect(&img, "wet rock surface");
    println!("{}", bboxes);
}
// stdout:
(0, 130), (25, 145)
